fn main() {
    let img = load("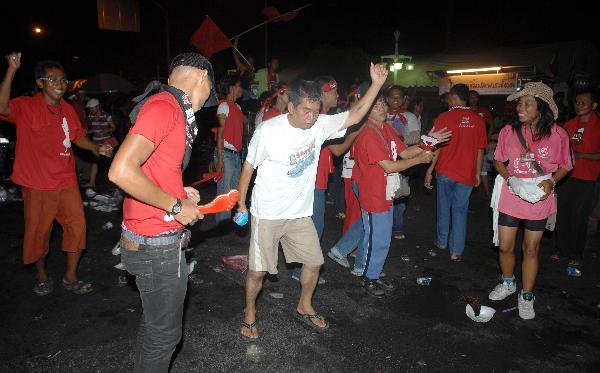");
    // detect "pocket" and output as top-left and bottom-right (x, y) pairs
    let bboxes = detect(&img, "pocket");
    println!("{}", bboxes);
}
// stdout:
(120, 241), (154, 292)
